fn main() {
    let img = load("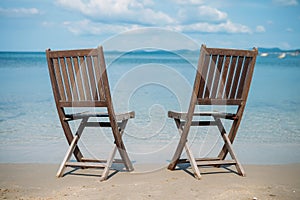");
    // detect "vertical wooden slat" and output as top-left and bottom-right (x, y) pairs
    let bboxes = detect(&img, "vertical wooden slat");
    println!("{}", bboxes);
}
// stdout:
(73, 57), (85, 101)
(66, 57), (79, 101)
(198, 54), (211, 99)
(93, 55), (105, 101)
(224, 56), (237, 99)
(204, 55), (217, 98)
(230, 56), (244, 99)
(241, 48), (258, 101)
(218, 56), (231, 99)
(60, 57), (72, 101)
(86, 55), (98, 100)
(211, 55), (224, 98)
(99, 47), (110, 103)
(236, 57), (251, 99)
(80, 56), (92, 100)
(53, 58), (66, 101)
